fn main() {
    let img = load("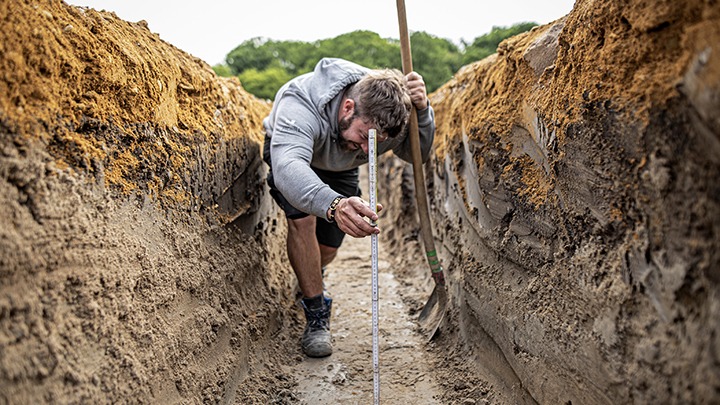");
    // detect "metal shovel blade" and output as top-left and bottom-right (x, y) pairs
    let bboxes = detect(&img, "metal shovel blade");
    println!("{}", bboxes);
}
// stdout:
(418, 284), (448, 340)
